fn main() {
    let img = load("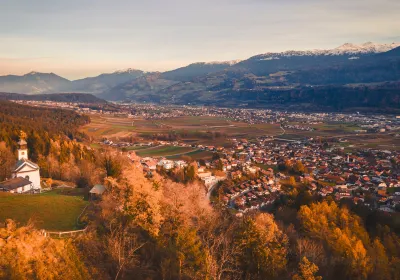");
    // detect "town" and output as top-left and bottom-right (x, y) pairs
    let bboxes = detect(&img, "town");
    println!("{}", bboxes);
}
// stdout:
(8, 99), (400, 215)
